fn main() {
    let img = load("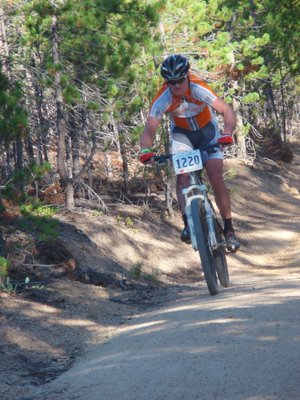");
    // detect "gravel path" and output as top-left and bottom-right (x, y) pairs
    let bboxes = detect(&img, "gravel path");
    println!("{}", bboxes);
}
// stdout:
(32, 266), (300, 400)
